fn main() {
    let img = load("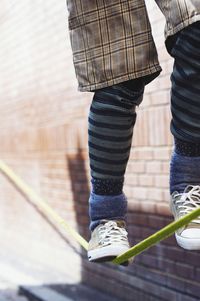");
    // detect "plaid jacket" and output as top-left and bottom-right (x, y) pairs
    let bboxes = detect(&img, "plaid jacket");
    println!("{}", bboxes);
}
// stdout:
(66, 0), (200, 92)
